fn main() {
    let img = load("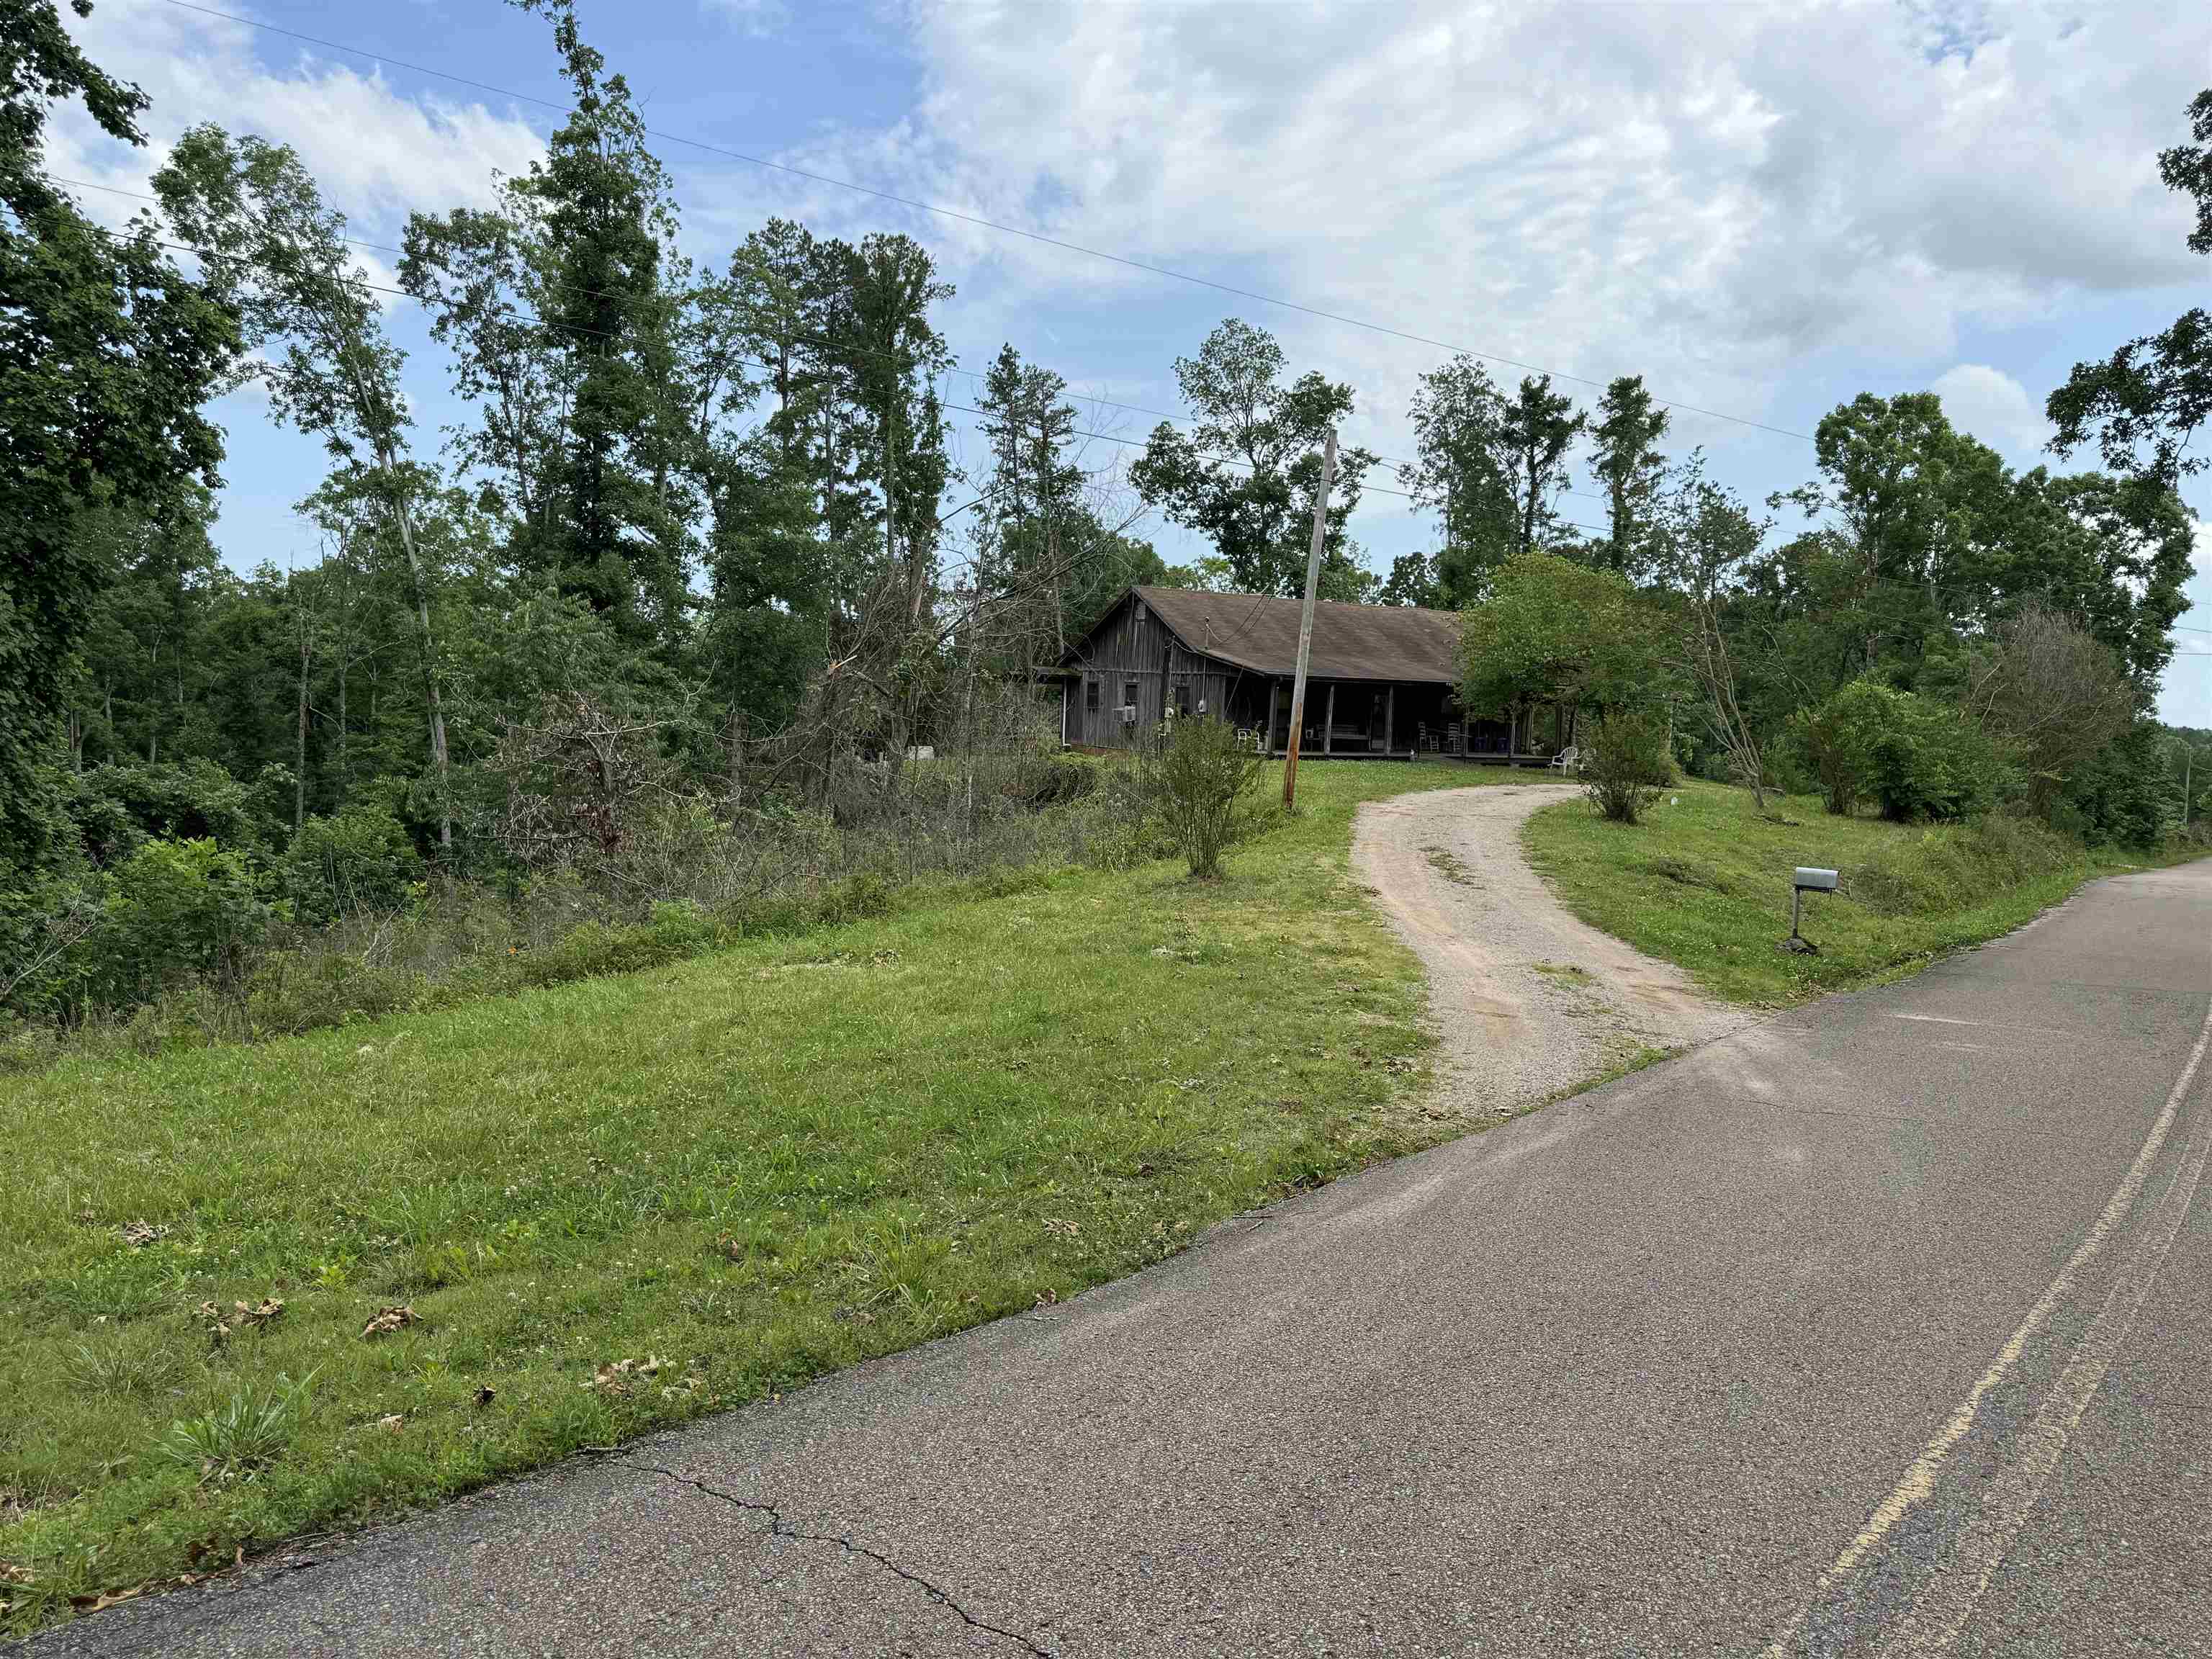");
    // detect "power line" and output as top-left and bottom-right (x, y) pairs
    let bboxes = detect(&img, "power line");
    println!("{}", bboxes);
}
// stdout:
(63, 179), (2211, 624)
(58, 171), (1638, 518)
(153, 0), (1817, 446)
